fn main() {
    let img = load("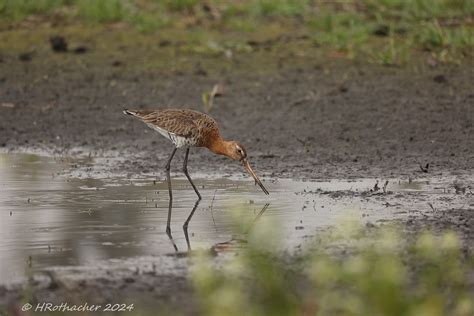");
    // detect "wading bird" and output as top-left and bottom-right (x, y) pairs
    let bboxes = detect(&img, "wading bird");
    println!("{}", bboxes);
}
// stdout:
(123, 109), (269, 202)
